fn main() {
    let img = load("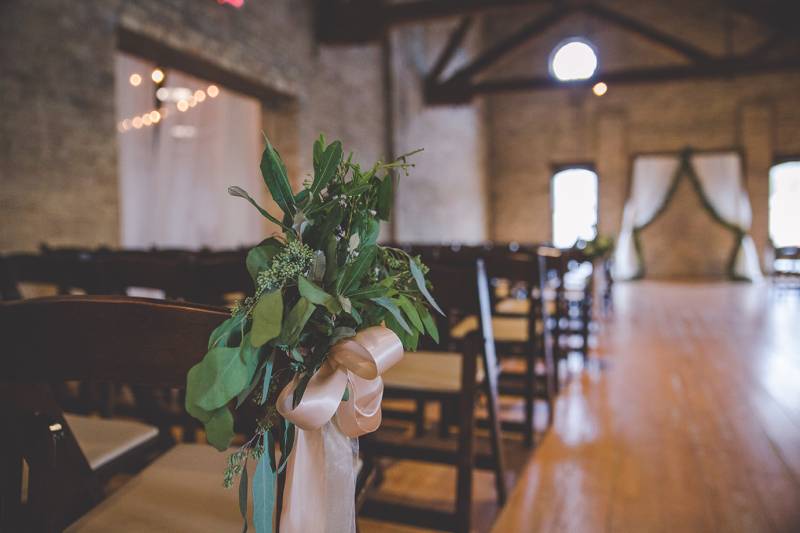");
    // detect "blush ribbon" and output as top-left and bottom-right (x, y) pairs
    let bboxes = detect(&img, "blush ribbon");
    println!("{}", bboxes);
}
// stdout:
(276, 326), (404, 533)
